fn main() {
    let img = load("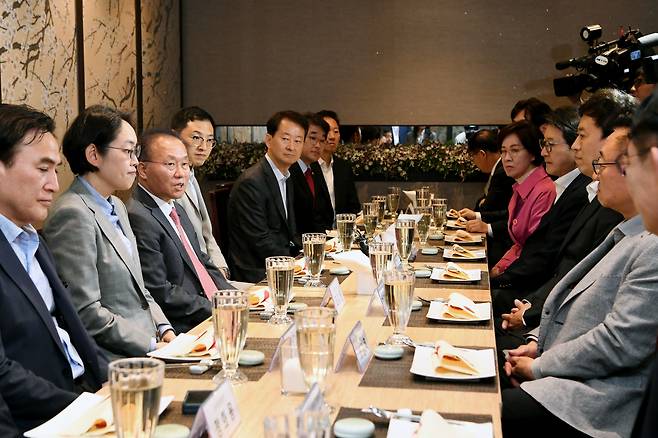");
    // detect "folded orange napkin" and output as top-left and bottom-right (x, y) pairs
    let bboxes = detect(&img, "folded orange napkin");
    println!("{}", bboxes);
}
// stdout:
(431, 341), (480, 376)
